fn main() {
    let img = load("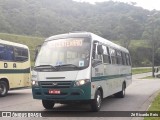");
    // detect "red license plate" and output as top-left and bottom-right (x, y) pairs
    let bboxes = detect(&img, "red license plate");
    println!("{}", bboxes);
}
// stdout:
(49, 89), (61, 94)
